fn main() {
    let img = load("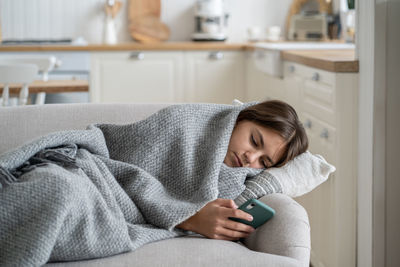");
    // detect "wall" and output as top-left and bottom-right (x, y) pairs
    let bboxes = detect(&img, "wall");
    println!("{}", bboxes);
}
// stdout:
(385, 0), (400, 266)
(358, 0), (400, 266)
(0, 0), (292, 43)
